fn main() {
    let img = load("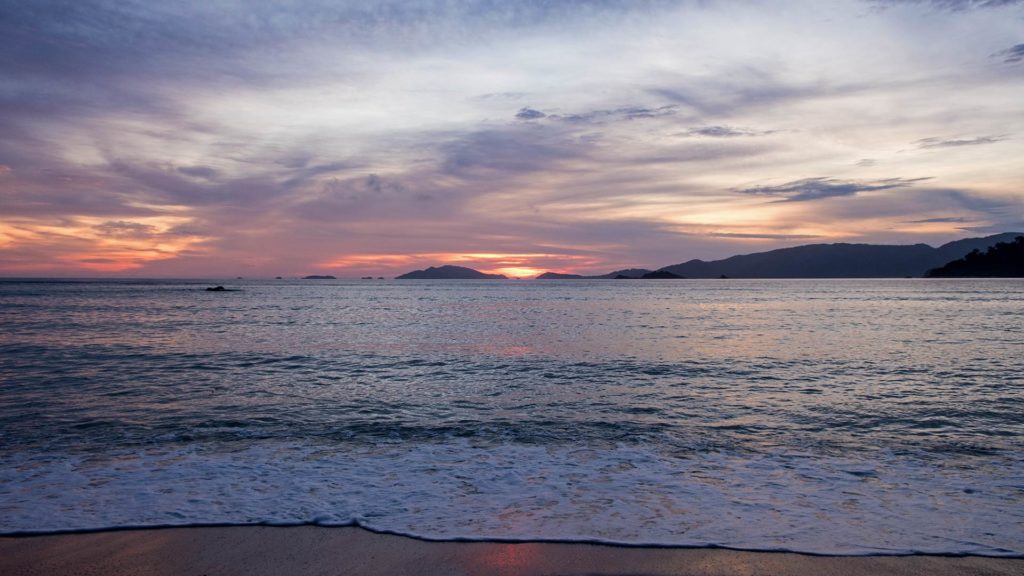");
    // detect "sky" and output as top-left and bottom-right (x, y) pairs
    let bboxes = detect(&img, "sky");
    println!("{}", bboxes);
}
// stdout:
(1, 0), (1022, 278)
